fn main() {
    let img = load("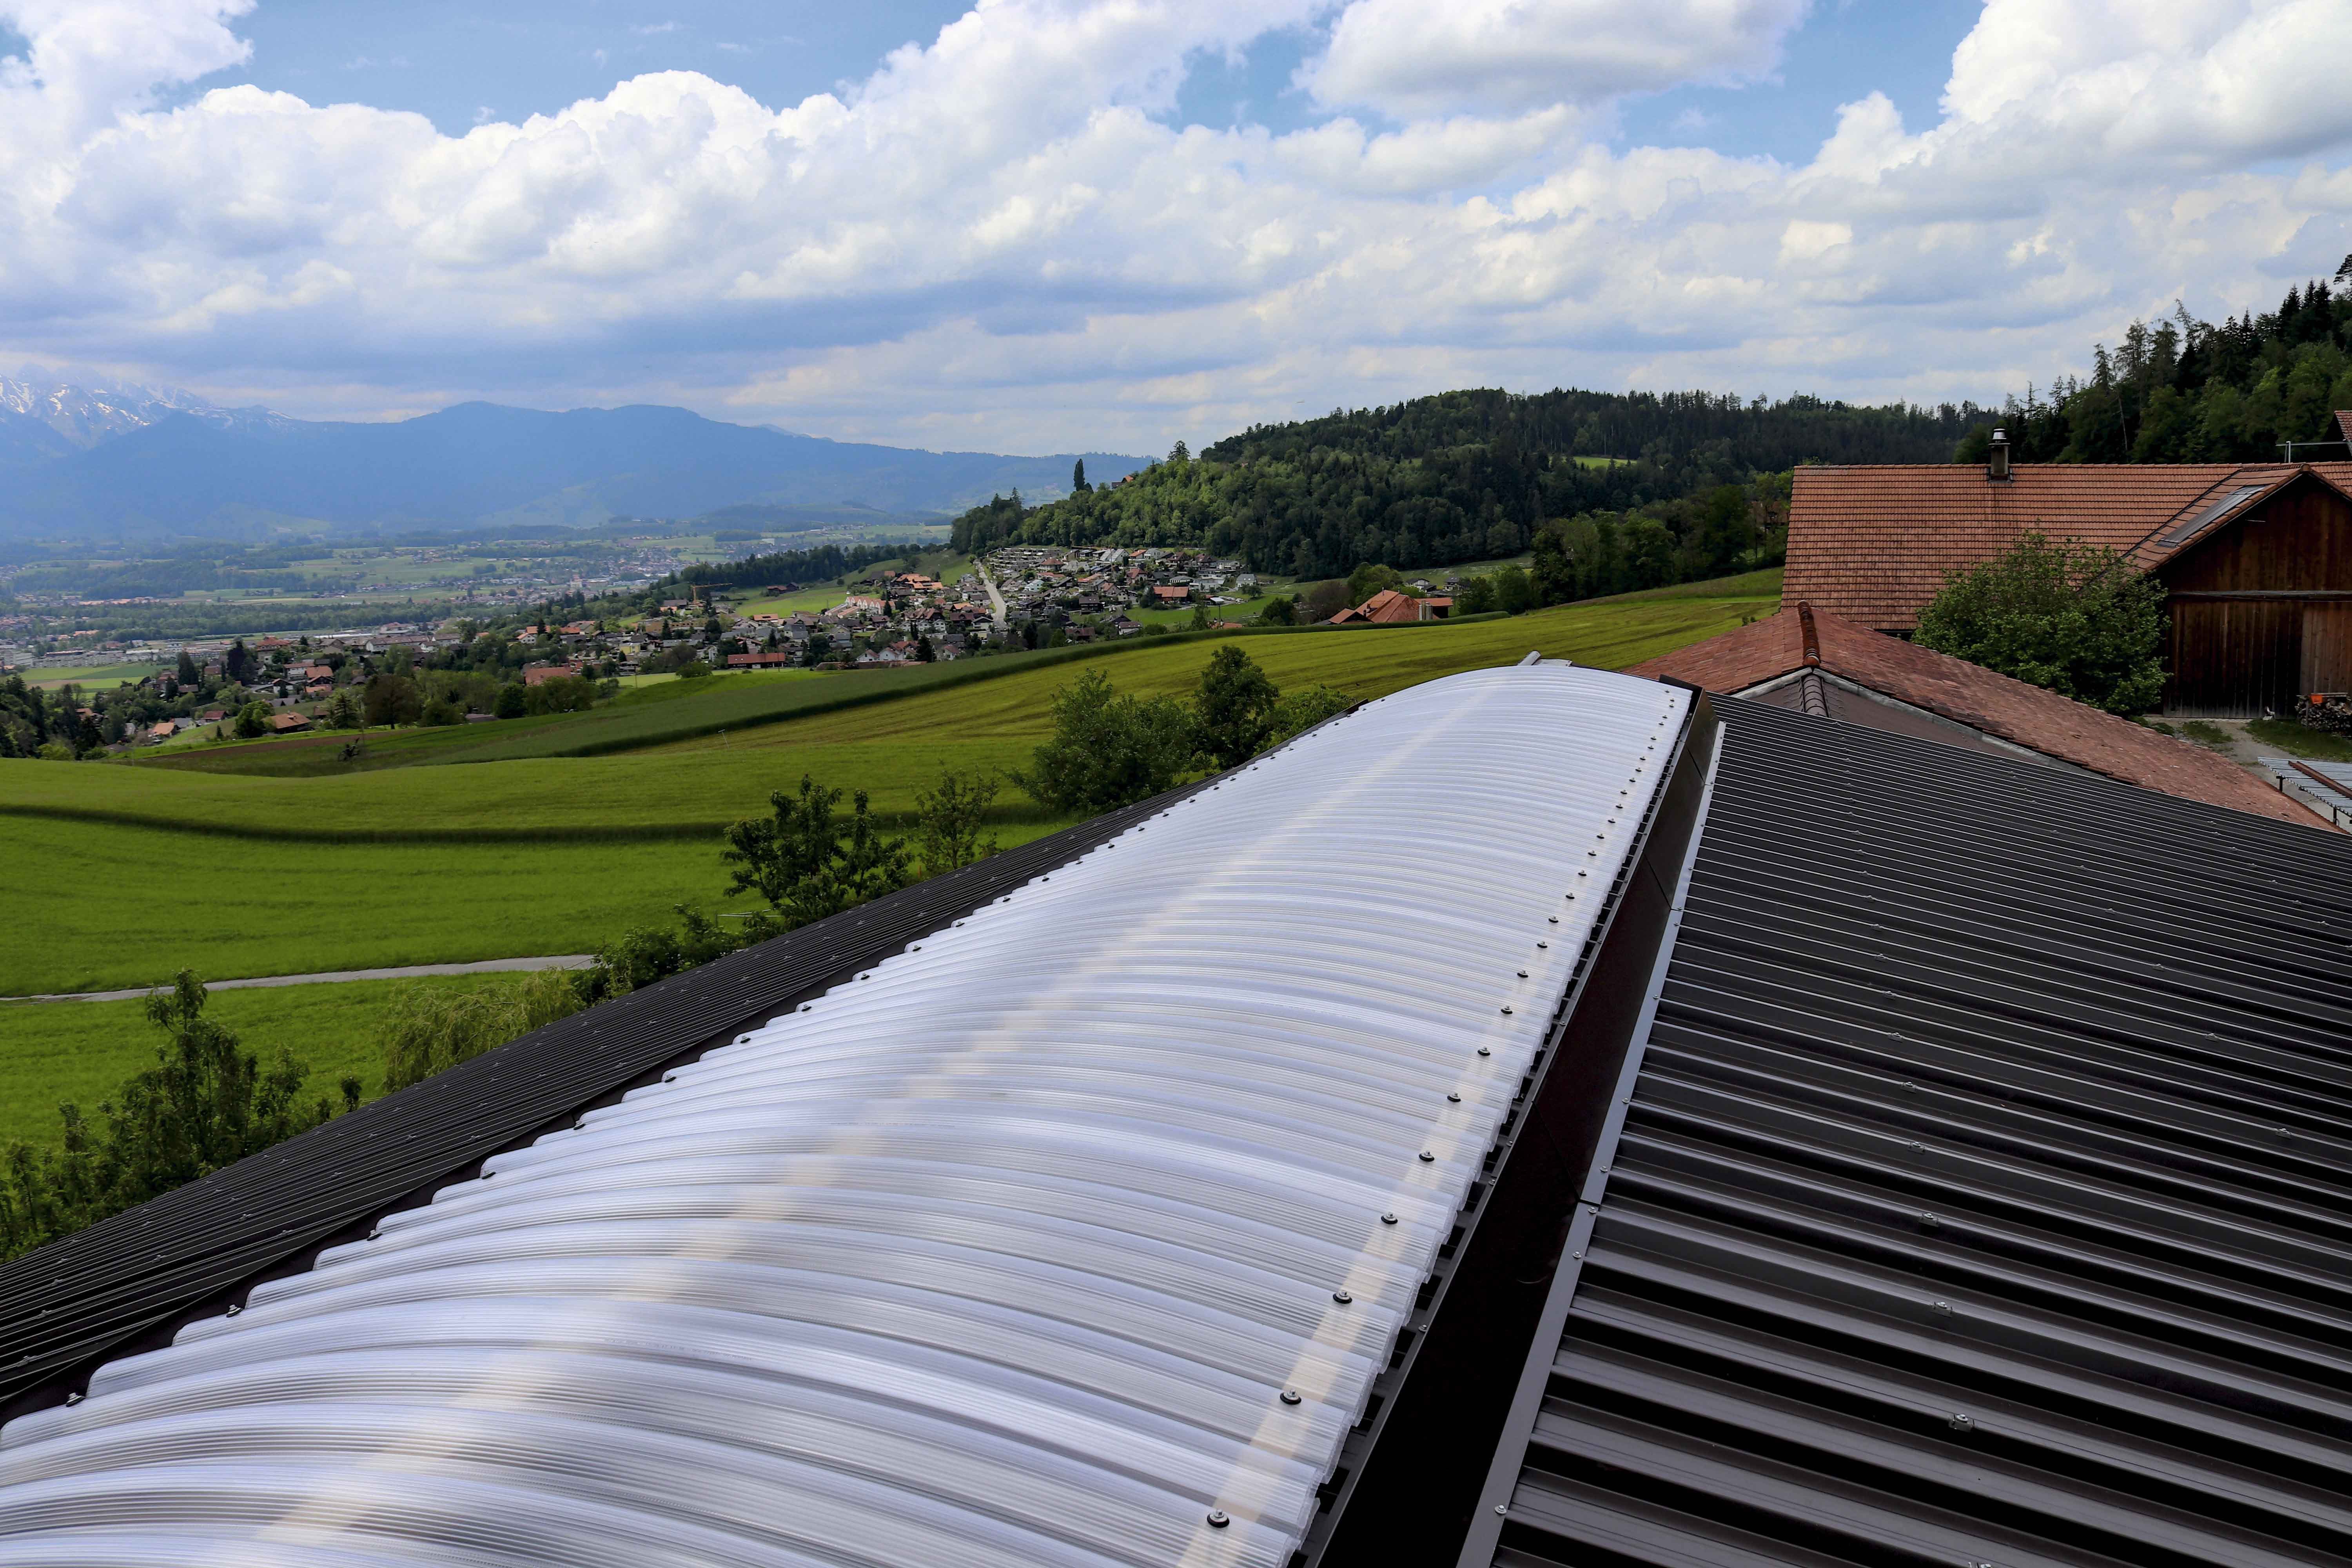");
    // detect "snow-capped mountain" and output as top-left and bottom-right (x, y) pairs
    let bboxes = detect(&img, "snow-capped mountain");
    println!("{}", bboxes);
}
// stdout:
(0, 378), (223, 449)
